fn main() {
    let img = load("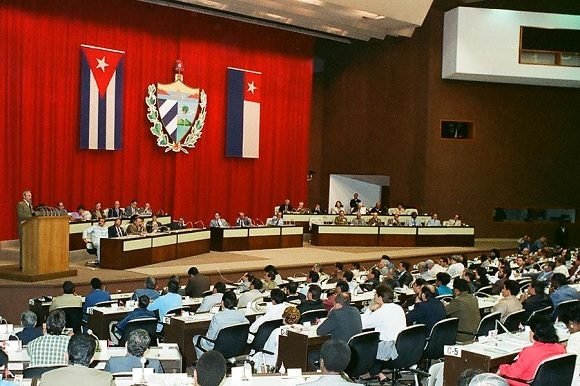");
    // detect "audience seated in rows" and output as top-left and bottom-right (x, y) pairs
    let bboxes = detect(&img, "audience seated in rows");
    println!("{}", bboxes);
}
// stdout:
(113, 295), (156, 339)
(285, 281), (306, 303)
(446, 278), (480, 343)
(297, 340), (353, 385)
(197, 282), (226, 313)
(238, 278), (264, 308)
(83, 277), (111, 321)
(406, 284), (447, 335)
(194, 350), (227, 386)
(248, 288), (287, 343)
(493, 280), (523, 323)
(297, 284), (325, 315)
